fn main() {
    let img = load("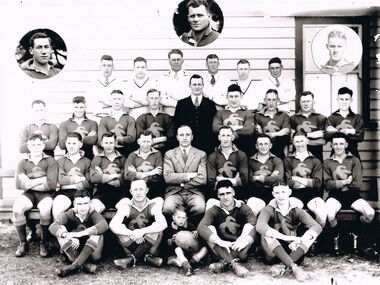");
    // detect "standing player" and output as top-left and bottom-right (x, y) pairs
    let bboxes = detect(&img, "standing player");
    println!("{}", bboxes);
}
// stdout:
(255, 89), (290, 159)
(197, 180), (256, 278)
(136, 89), (175, 154)
(202, 54), (230, 110)
(290, 91), (327, 161)
(124, 57), (156, 120)
(13, 134), (58, 257)
(53, 132), (92, 221)
(212, 84), (255, 156)
(49, 189), (108, 277)
(59, 96), (98, 159)
(207, 126), (248, 201)
(235, 59), (260, 112)
(157, 49), (190, 116)
(90, 133), (127, 213)
(110, 180), (167, 268)
(98, 89), (136, 157)
(19, 99), (59, 157)
(324, 133), (376, 257)
(325, 87), (364, 161)
(256, 184), (322, 282)
(284, 131), (327, 227)
(246, 134), (285, 216)
(125, 130), (164, 199)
